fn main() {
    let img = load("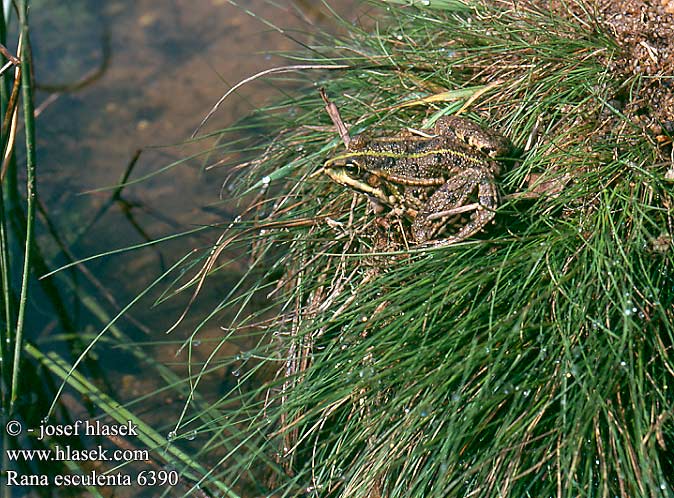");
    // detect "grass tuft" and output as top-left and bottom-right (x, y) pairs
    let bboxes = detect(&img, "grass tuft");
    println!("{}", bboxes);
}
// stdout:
(159, 1), (674, 496)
